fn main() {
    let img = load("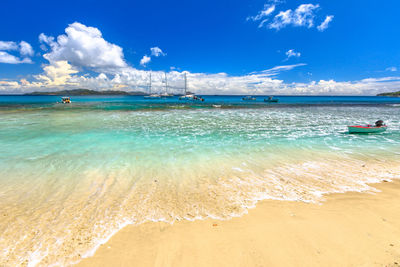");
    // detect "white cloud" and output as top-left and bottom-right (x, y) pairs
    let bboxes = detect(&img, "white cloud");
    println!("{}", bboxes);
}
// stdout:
(285, 49), (301, 59)
(0, 40), (34, 64)
(39, 22), (127, 71)
(317, 15), (334, 31)
(150, 47), (166, 57)
(252, 63), (306, 77)
(35, 61), (78, 86)
(250, 3), (333, 31)
(140, 55), (151, 66)
(2, 62), (400, 96)
(0, 22), (395, 96)
(19, 41), (34, 57)
(0, 51), (32, 64)
(269, 4), (319, 30)
(247, 4), (276, 28)
(385, 66), (397, 72)
(139, 46), (166, 66)
(0, 41), (18, 51)
(39, 33), (54, 46)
